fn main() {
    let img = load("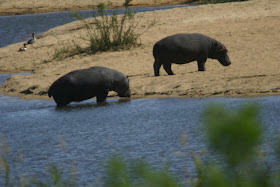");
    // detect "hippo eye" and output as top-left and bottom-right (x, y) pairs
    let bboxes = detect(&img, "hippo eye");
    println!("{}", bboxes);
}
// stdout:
(220, 48), (227, 53)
